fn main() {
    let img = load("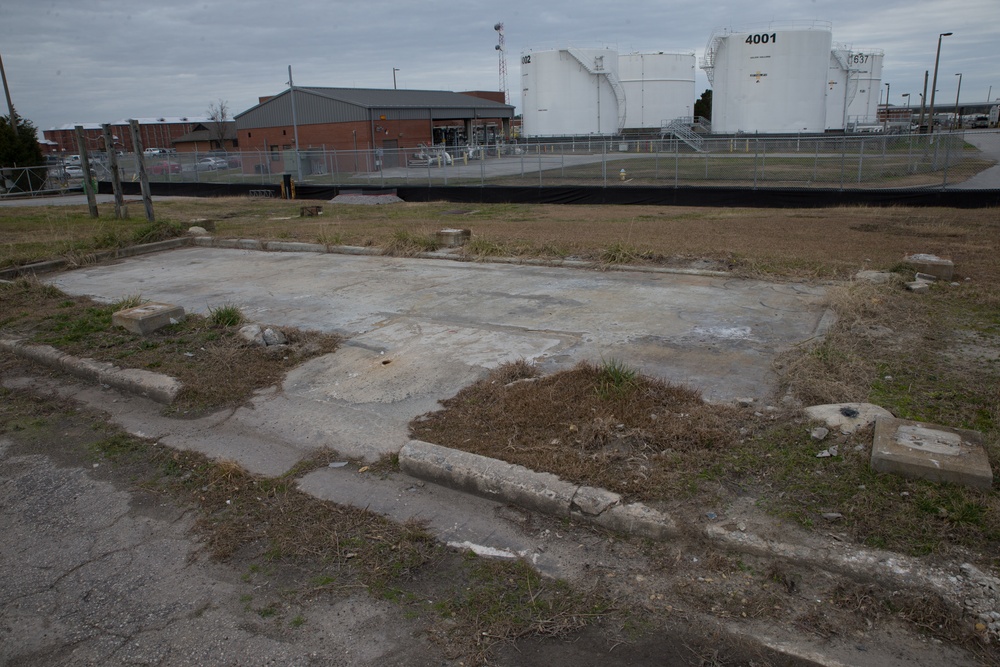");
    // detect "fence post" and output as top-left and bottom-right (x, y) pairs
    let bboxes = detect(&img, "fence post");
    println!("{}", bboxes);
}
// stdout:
(674, 138), (679, 188)
(73, 125), (99, 218)
(942, 134), (952, 189)
(753, 139), (758, 189)
(857, 137), (865, 184)
(127, 120), (155, 222)
(102, 124), (126, 219)
(813, 140), (819, 183)
(602, 141), (607, 186)
(839, 136), (847, 190)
